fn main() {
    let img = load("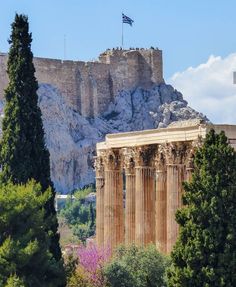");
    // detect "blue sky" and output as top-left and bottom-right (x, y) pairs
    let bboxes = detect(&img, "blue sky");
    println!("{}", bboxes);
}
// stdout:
(1, 1), (236, 123)
(0, 0), (236, 78)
